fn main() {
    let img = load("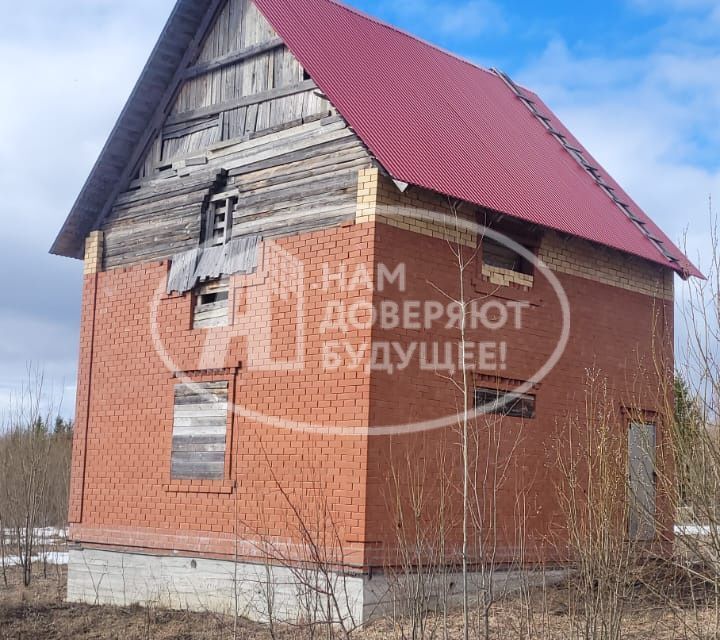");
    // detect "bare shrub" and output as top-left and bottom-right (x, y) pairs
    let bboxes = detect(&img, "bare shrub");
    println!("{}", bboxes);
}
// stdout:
(384, 438), (455, 640)
(236, 451), (362, 639)
(555, 370), (642, 640)
(657, 203), (720, 635)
